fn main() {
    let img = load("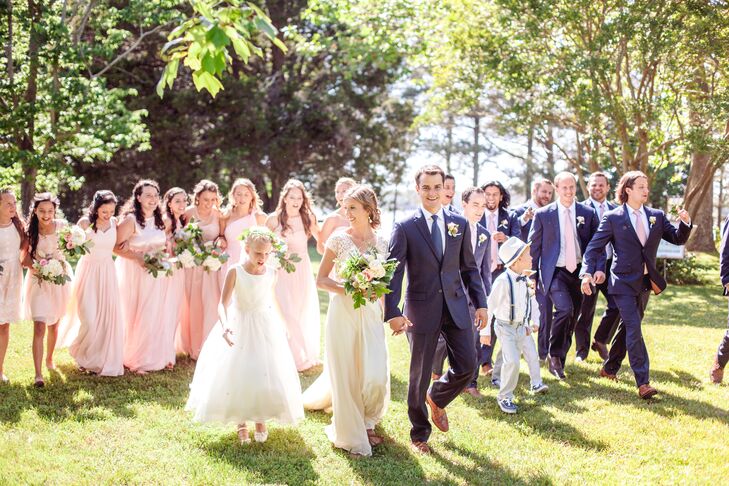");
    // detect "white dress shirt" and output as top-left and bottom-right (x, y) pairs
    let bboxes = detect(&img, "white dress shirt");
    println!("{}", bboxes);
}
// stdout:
(589, 198), (613, 260)
(483, 268), (538, 334)
(469, 221), (478, 254)
(556, 200), (581, 267)
(421, 206), (446, 251)
(628, 204), (651, 240)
